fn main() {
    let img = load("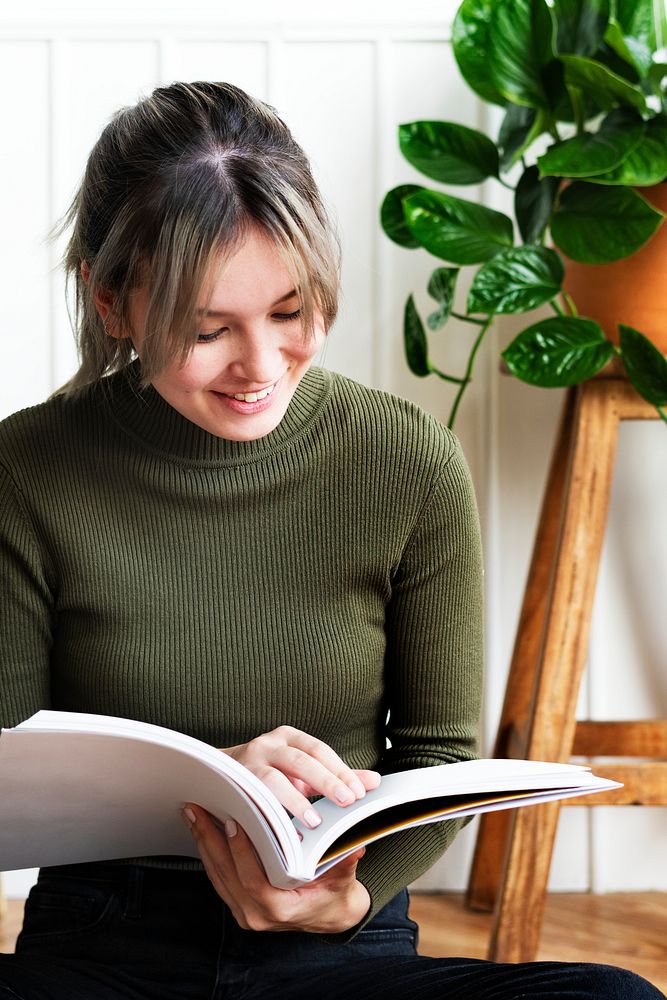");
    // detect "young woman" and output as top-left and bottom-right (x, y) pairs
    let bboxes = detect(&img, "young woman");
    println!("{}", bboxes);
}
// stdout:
(0, 82), (661, 1000)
